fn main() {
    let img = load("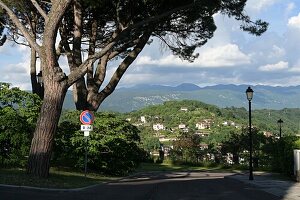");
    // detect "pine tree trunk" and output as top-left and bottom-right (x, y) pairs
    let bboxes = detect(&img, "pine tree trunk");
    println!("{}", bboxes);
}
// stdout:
(73, 77), (88, 110)
(27, 82), (67, 177)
